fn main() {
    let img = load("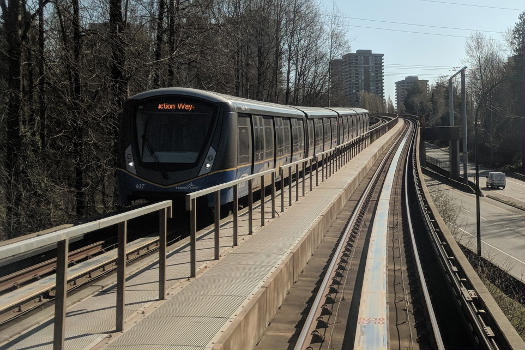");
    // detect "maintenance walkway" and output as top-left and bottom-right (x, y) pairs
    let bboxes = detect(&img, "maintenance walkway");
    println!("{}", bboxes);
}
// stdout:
(2, 121), (403, 350)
